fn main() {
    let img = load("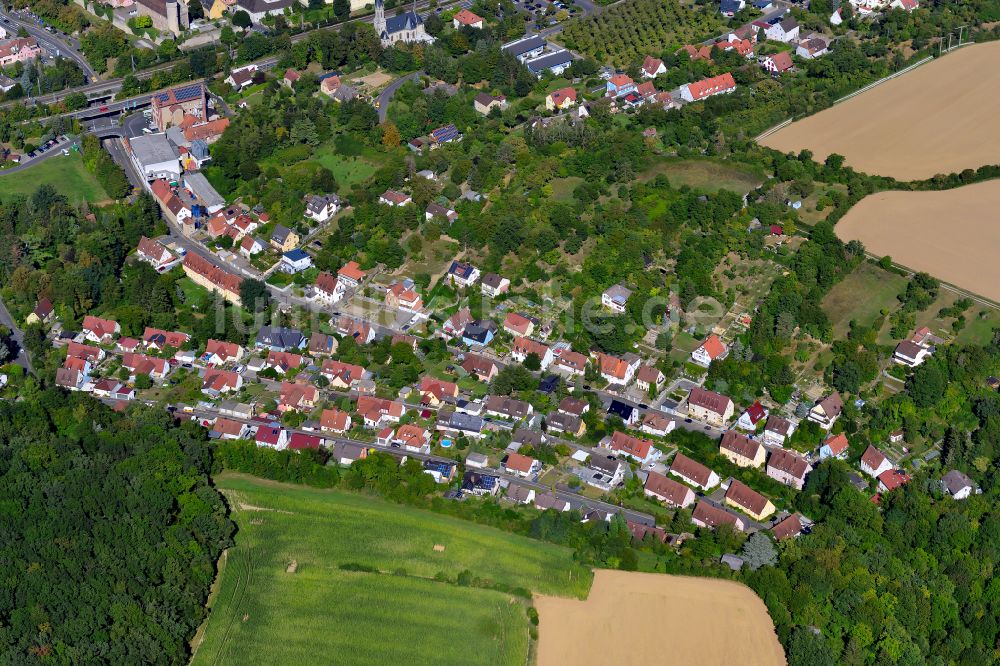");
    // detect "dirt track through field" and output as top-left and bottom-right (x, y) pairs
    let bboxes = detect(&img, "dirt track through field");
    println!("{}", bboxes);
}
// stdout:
(534, 570), (785, 666)
(835, 181), (1000, 302)
(761, 42), (1000, 180)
